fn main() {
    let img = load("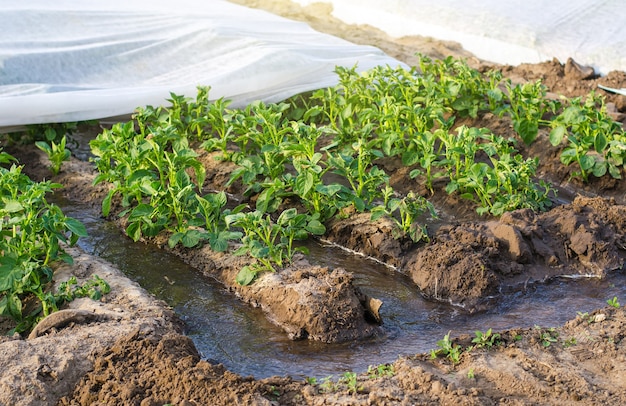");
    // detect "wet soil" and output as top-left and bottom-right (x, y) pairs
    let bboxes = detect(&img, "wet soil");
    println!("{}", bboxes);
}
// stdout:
(2, 0), (626, 404)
